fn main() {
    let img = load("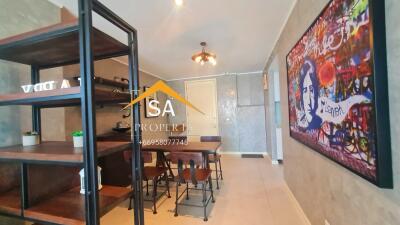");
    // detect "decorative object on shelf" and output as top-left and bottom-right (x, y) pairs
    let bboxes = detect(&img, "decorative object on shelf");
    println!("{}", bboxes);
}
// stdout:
(79, 166), (103, 195)
(21, 81), (56, 93)
(60, 79), (71, 89)
(144, 86), (159, 118)
(286, 0), (392, 188)
(21, 79), (72, 93)
(112, 121), (131, 133)
(191, 42), (217, 66)
(72, 130), (84, 148)
(22, 131), (40, 146)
